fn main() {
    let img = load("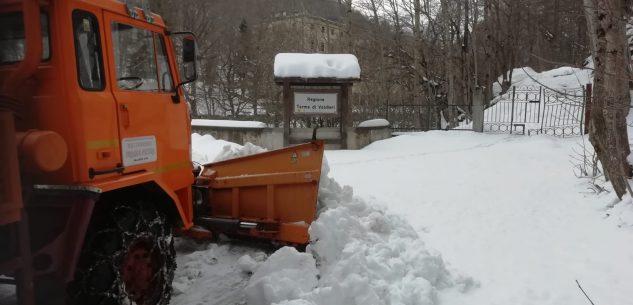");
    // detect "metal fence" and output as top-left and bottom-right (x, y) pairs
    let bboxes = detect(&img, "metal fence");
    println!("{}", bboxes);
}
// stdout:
(484, 86), (586, 136)
(350, 85), (587, 136)
(379, 104), (474, 131)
